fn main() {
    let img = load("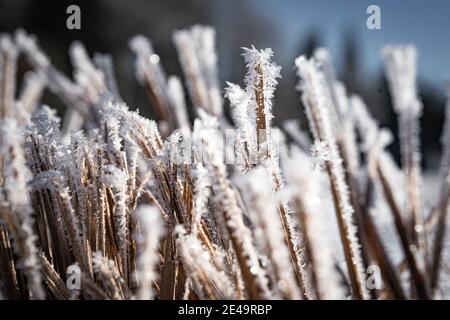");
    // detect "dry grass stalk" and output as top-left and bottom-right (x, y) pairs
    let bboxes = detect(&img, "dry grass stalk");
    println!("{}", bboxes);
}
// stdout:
(430, 88), (450, 289)
(382, 46), (427, 261)
(295, 56), (368, 299)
